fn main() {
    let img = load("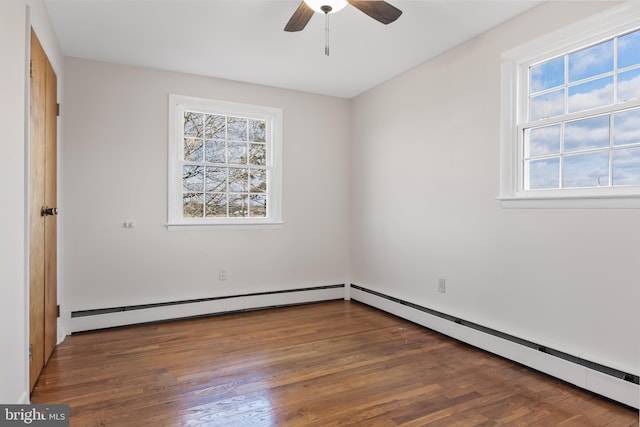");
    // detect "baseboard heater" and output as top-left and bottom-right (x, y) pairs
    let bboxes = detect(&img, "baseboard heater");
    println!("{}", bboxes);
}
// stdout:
(350, 284), (639, 387)
(71, 284), (345, 318)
